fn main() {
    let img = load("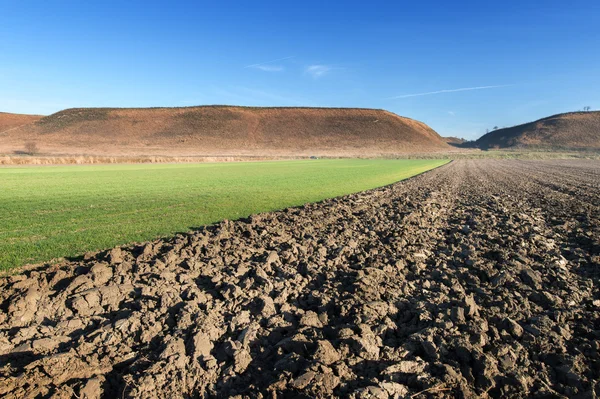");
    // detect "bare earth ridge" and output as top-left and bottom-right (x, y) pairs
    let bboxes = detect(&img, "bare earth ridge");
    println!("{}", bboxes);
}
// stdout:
(0, 106), (450, 157)
(0, 112), (43, 134)
(476, 111), (600, 150)
(1, 160), (599, 398)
